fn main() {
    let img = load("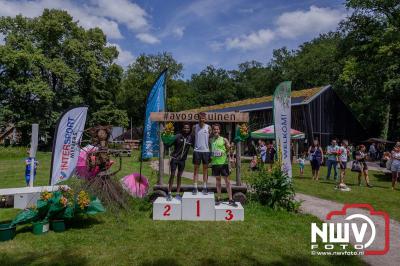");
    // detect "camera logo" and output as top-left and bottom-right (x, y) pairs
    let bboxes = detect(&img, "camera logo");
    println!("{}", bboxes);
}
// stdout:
(311, 204), (390, 255)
